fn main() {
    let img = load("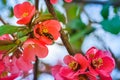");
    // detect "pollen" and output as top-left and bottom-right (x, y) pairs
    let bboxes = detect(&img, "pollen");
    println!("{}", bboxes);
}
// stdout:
(92, 58), (103, 68)
(68, 61), (80, 71)
(22, 12), (28, 18)
(79, 74), (88, 80)
(42, 28), (48, 33)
